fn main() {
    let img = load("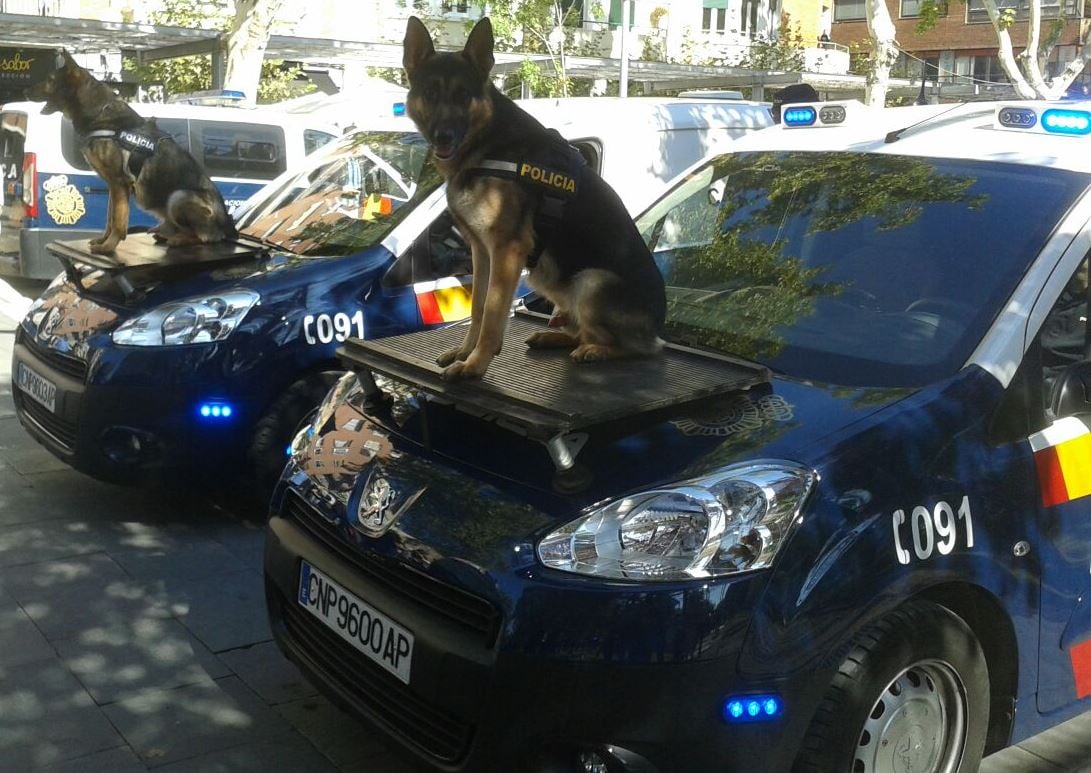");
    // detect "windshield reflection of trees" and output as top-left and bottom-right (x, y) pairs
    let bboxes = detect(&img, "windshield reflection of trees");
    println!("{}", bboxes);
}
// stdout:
(653, 152), (985, 364)
(239, 132), (442, 256)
